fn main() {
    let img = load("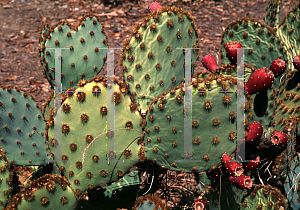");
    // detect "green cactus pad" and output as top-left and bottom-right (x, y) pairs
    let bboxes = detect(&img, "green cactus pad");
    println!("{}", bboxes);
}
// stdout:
(143, 82), (237, 173)
(269, 4), (300, 139)
(45, 77), (142, 193)
(264, 0), (282, 27)
(39, 15), (108, 90)
(8, 174), (77, 210)
(102, 169), (140, 198)
(239, 185), (286, 210)
(277, 4), (300, 63)
(0, 86), (52, 165)
(284, 153), (300, 210)
(220, 18), (288, 69)
(0, 148), (13, 207)
(39, 24), (52, 85)
(120, 7), (200, 109)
